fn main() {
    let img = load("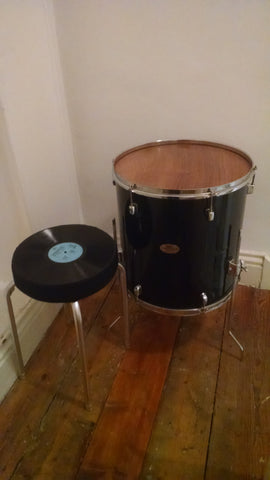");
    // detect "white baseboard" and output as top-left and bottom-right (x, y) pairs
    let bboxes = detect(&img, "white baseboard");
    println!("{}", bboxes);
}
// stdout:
(239, 250), (270, 289)
(0, 292), (61, 403)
